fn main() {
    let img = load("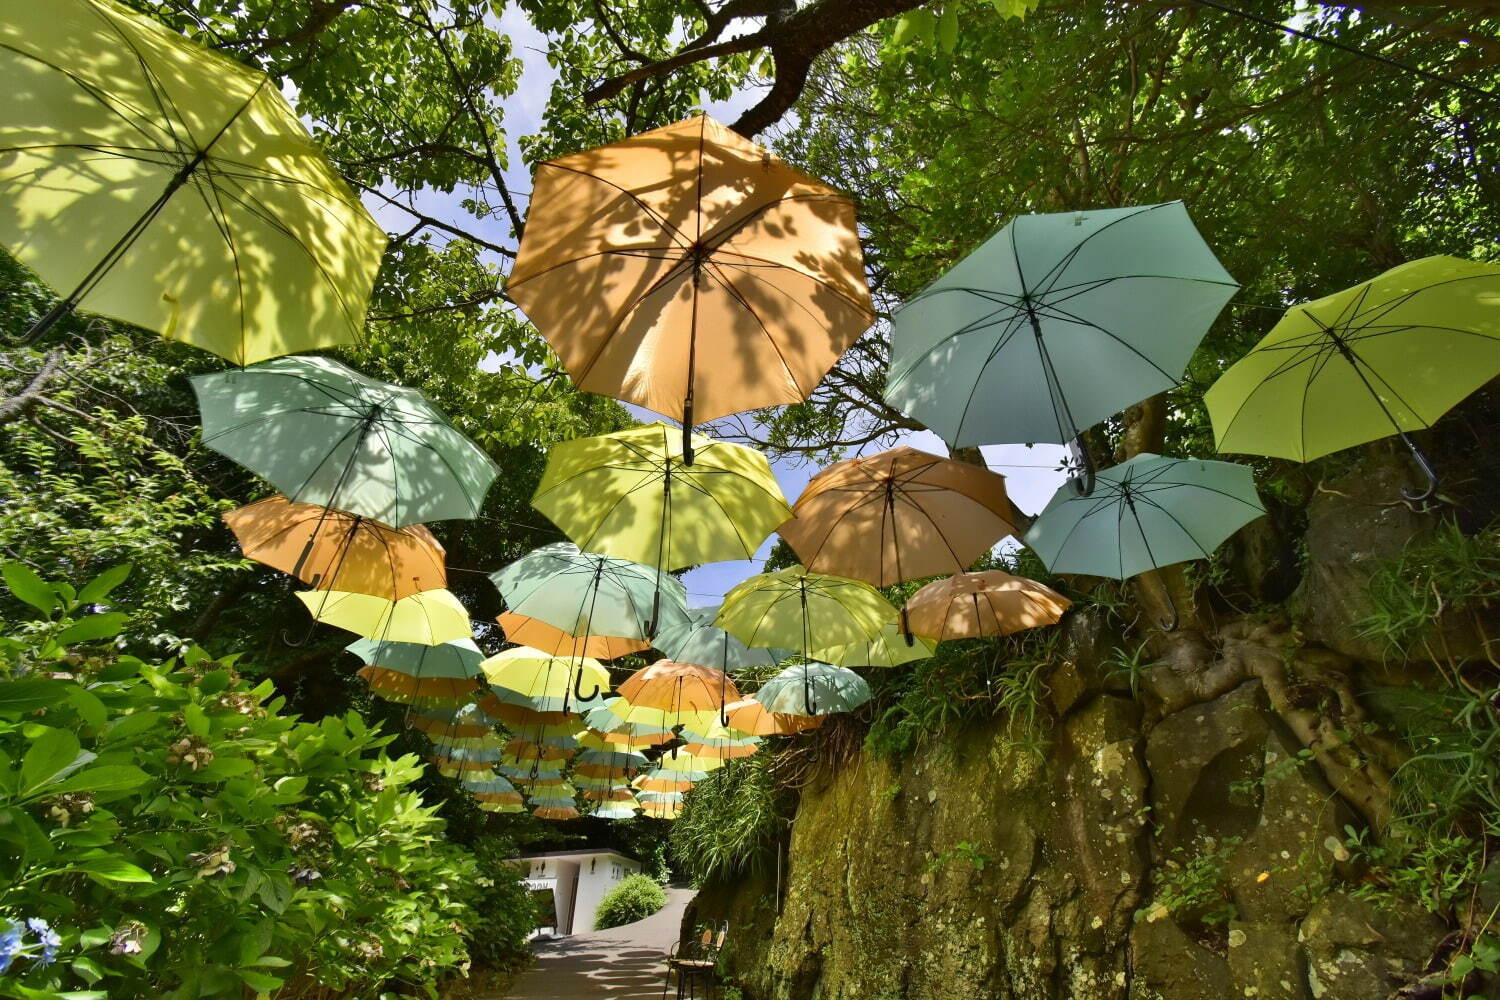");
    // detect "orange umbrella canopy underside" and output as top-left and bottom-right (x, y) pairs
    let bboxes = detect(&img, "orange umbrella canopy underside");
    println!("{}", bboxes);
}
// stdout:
(723, 697), (822, 736)
(496, 613), (649, 660)
(902, 570), (1071, 642)
(779, 447), (1023, 587)
(509, 115), (874, 423)
(617, 659), (741, 713)
(224, 497), (445, 600)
